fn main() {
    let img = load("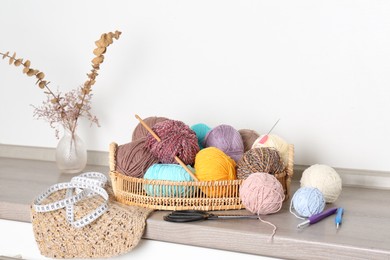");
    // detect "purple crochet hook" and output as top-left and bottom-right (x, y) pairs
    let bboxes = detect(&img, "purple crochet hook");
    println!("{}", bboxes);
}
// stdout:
(297, 207), (338, 229)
